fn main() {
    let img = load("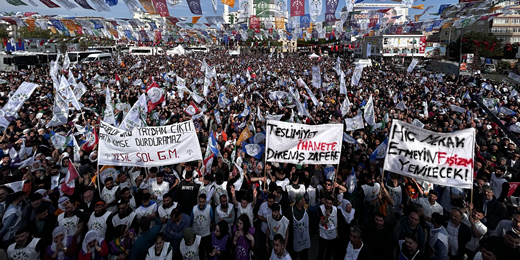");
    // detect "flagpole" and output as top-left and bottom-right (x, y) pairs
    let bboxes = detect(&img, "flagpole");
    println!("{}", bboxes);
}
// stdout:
(96, 162), (101, 195)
